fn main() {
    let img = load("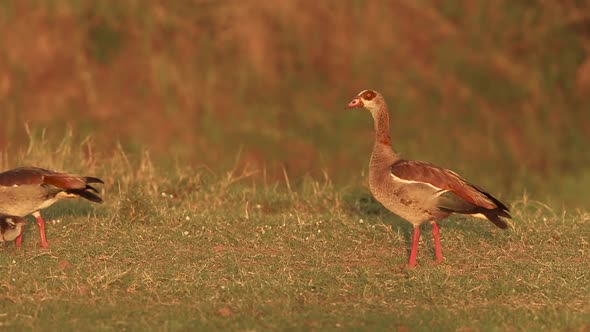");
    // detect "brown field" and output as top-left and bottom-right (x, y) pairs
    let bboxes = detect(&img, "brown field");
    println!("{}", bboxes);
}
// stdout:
(1, 2), (589, 196)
